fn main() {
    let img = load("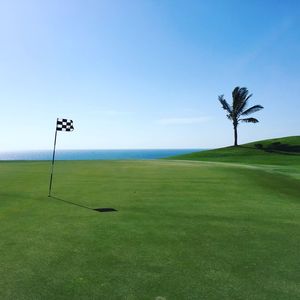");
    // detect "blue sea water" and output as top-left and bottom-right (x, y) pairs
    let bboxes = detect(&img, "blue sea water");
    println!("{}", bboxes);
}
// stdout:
(0, 149), (203, 161)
